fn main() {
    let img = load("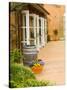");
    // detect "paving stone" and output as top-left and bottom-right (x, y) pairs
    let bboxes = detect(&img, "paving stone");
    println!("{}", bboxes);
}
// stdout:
(36, 41), (65, 85)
